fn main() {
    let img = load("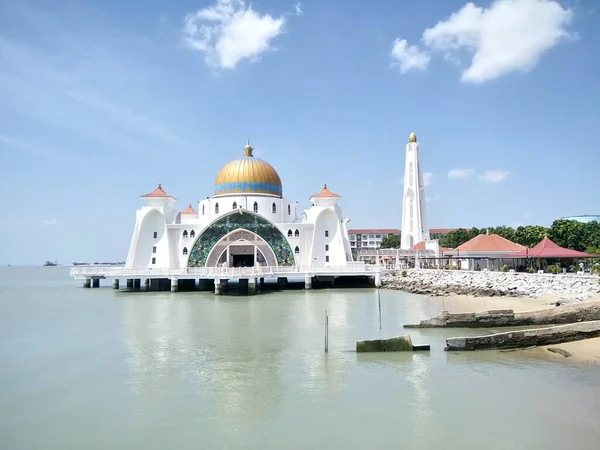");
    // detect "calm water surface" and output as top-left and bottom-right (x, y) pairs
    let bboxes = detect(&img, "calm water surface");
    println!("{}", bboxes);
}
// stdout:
(1, 266), (600, 449)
